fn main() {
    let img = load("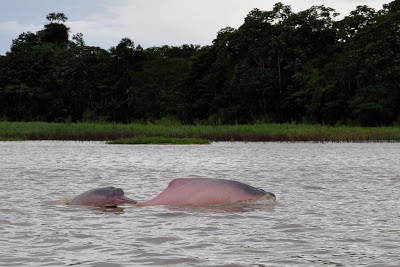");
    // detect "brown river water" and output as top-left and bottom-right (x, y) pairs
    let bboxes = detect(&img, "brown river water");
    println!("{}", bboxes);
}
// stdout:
(0, 141), (399, 266)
